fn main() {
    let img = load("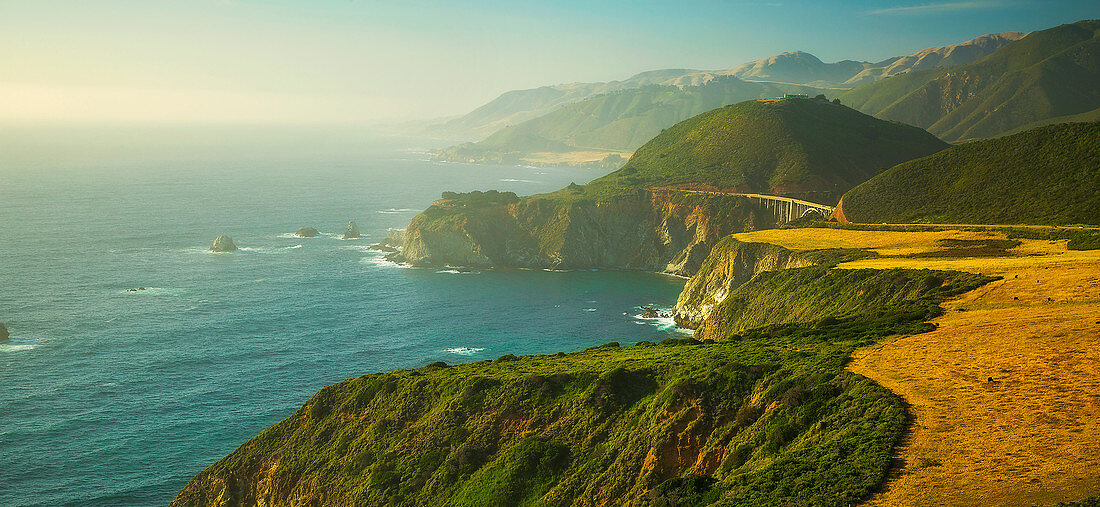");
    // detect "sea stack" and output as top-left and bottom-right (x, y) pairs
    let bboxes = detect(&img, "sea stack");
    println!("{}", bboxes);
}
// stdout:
(0, 322), (9, 341)
(343, 221), (360, 239)
(295, 227), (320, 238)
(211, 235), (238, 252)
